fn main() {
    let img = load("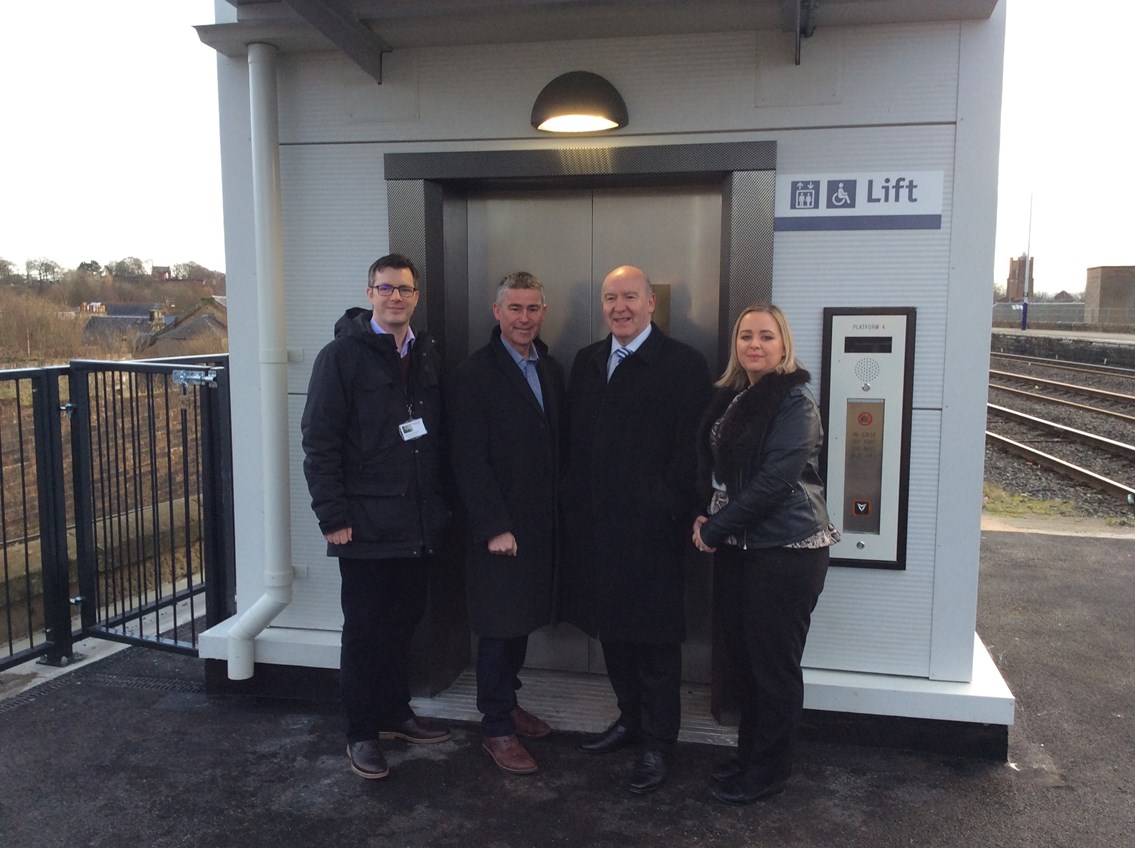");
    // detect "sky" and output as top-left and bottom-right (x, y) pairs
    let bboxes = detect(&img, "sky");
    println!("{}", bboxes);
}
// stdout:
(1, 1), (1132, 293)
(0, 1), (223, 273)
